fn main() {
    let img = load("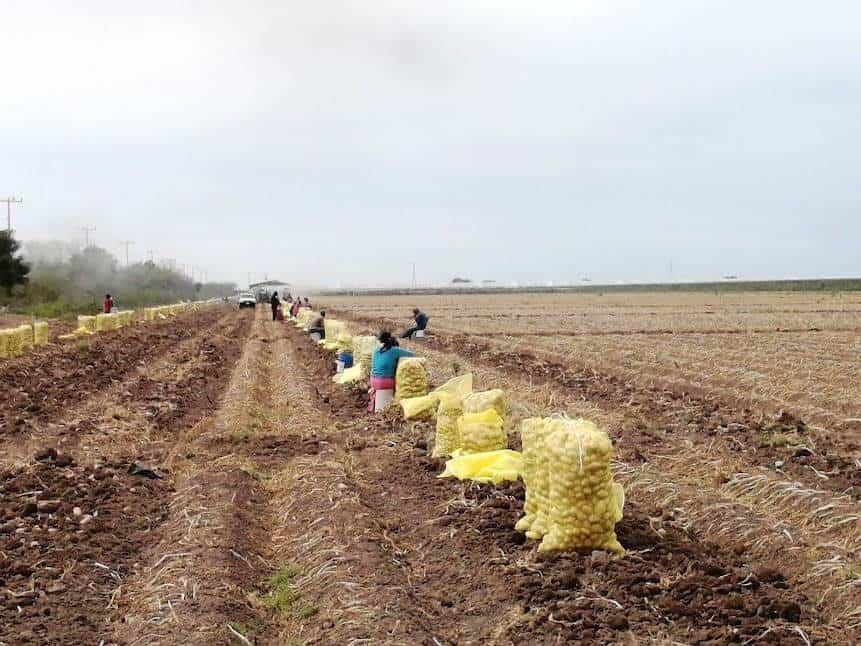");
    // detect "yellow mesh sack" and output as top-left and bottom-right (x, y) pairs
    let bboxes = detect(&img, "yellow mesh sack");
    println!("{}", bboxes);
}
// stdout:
(335, 333), (353, 354)
(431, 373), (473, 399)
(400, 393), (440, 420)
(77, 315), (97, 332)
(17, 325), (34, 352)
(95, 313), (113, 332)
(438, 449), (523, 485)
(537, 418), (624, 555)
(433, 393), (464, 457)
(463, 389), (506, 418)
(33, 322), (49, 346)
(351, 336), (378, 378)
(457, 409), (506, 454)
(515, 418), (554, 538)
(395, 357), (428, 400)
(333, 362), (365, 384)
(0, 329), (12, 358)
